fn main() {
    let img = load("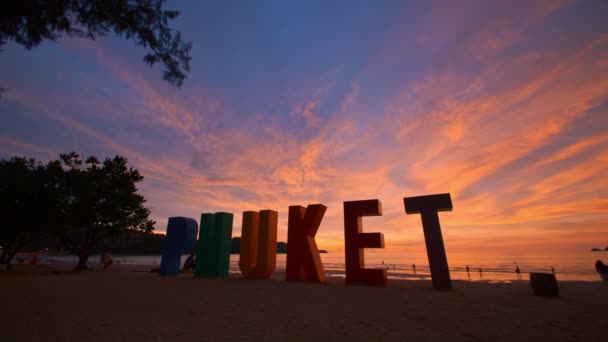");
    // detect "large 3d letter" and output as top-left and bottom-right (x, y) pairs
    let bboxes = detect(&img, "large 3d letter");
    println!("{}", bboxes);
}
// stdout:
(160, 217), (199, 276)
(239, 210), (278, 279)
(404, 193), (453, 290)
(344, 200), (386, 285)
(194, 212), (234, 278)
(286, 204), (327, 282)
